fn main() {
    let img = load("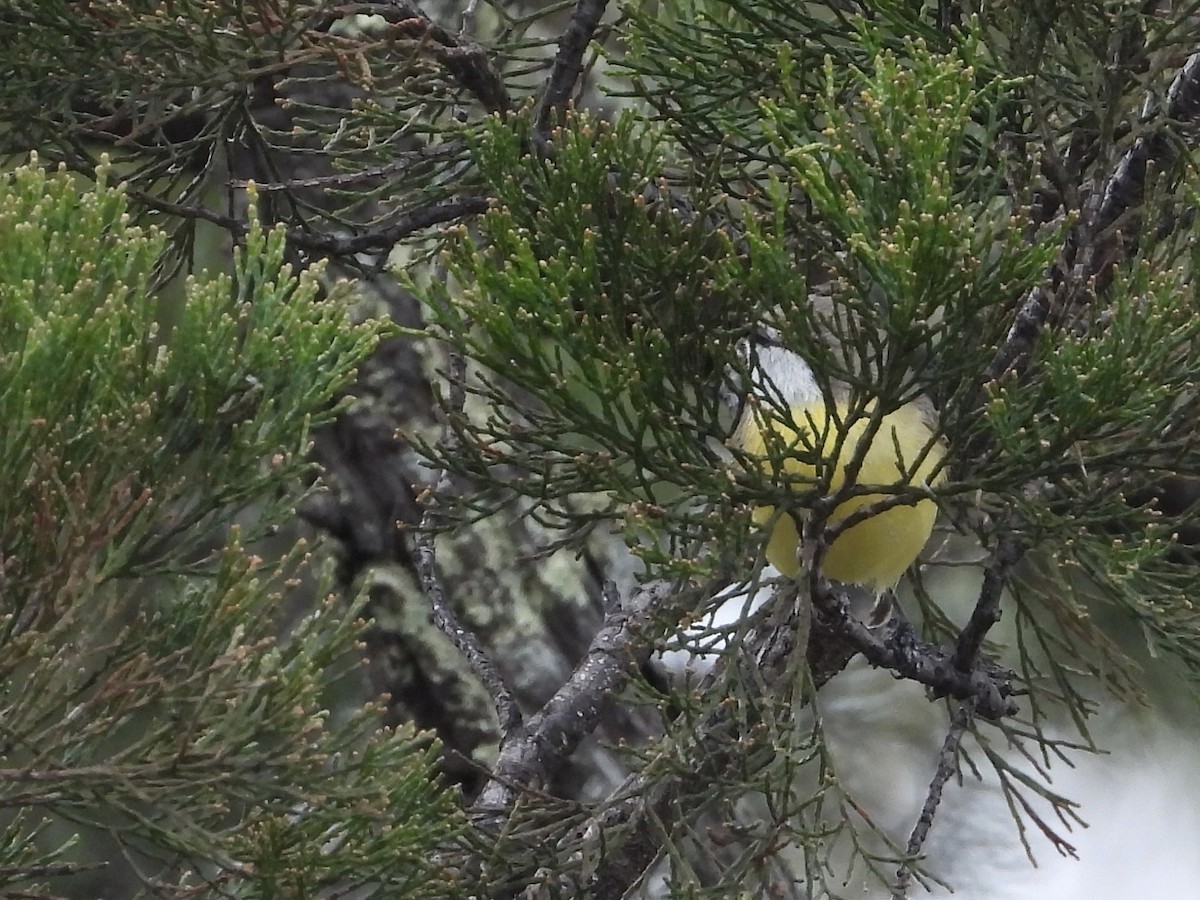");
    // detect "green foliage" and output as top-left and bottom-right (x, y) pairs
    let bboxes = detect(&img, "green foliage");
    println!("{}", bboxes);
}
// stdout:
(618, 0), (950, 197)
(0, 0), (559, 263)
(990, 256), (1200, 686)
(619, 3), (1200, 691)
(0, 157), (379, 594)
(0, 161), (463, 897)
(757, 35), (1061, 417)
(419, 8), (1200, 890)
(418, 34), (1061, 573)
(1, 542), (464, 898)
(420, 109), (772, 573)
(0, 0), (325, 255)
(7, 0), (1200, 894)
